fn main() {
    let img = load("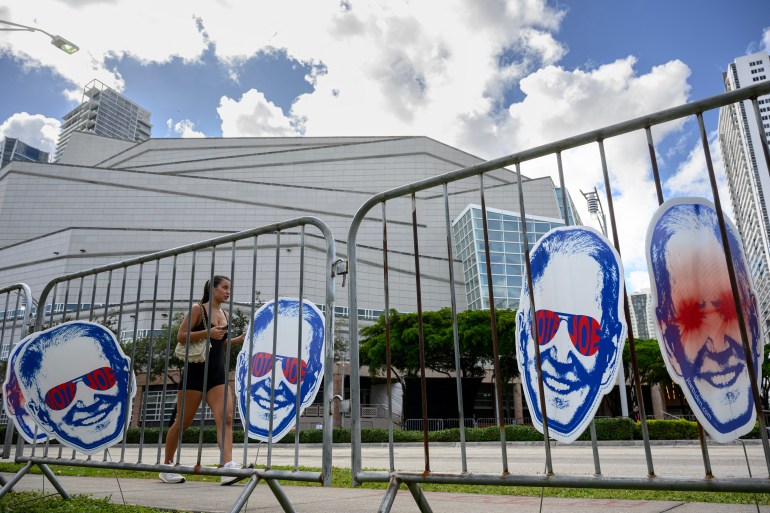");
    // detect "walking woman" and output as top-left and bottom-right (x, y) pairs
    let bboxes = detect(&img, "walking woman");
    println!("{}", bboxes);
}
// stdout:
(160, 275), (246, 484)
